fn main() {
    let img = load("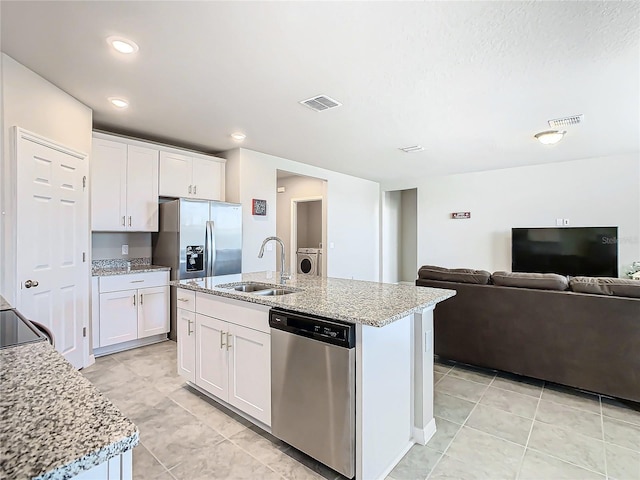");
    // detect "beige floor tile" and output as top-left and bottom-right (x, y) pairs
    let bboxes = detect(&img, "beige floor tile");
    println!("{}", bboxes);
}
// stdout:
(428, 454), (510, 480)
(602, 398), (640, 427)
(433, 391), (476, 425)
(536, 399), (603, 440)
(491, 372), (543, 398)
(605, 443), (640, 480)
(229, 426), (290, 464)
(169, 439), (282, 480)
(434, 363), (452, 374)
(133, 444), (174, 480)
(480, 386), (539, 419)
(389, 445), (440, 480)
(528, 421), (606, 474)
(518, 448), (604, 480)
(434, 372), (444, 385)
(435, 375), (488, 403)
(444, 426), (523, 478)
(426, 417), (462, 453)
(448, 364), (496, 385)
(604, 416), (640, 452)
(541, 385), (601, 414)
(465, 404), (533, 445)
